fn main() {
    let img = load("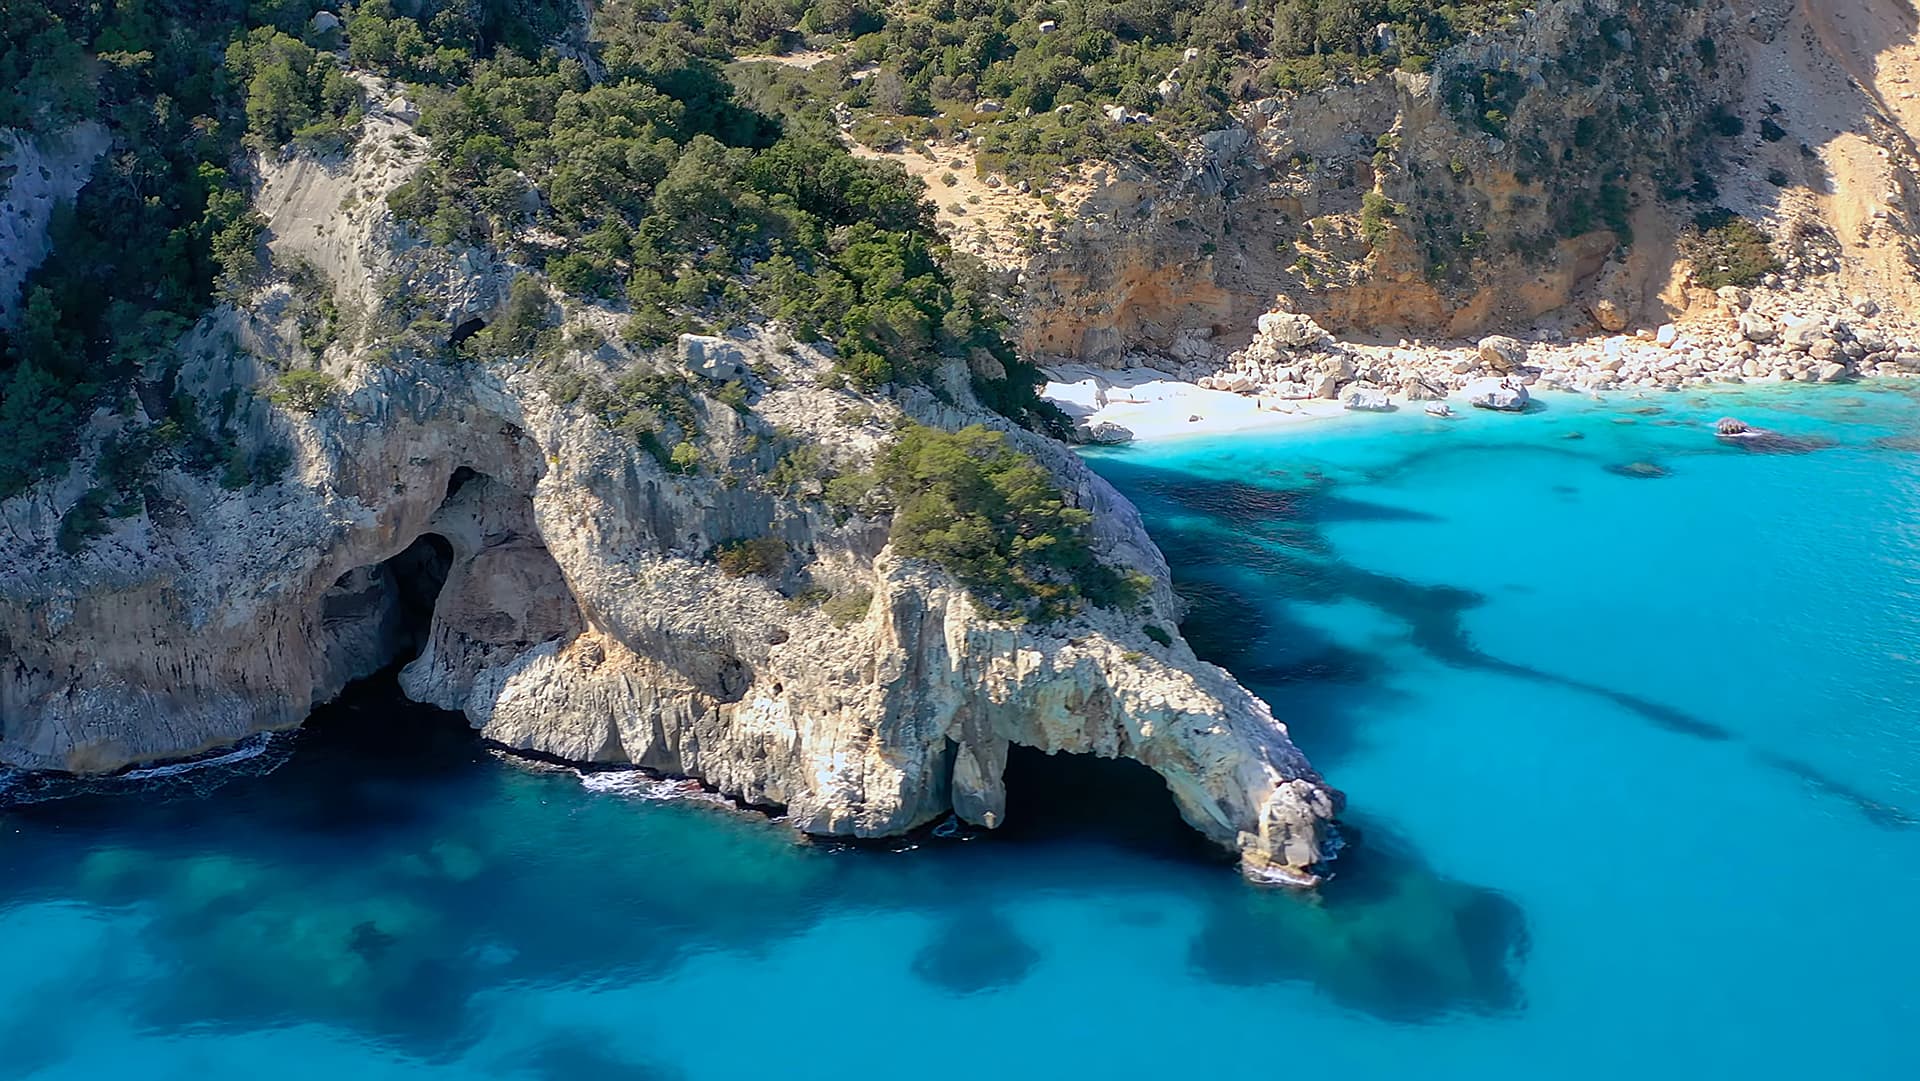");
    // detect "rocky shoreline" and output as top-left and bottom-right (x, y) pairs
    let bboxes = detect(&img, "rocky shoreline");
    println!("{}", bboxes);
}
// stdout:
(1051, 285), (1920, 443)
